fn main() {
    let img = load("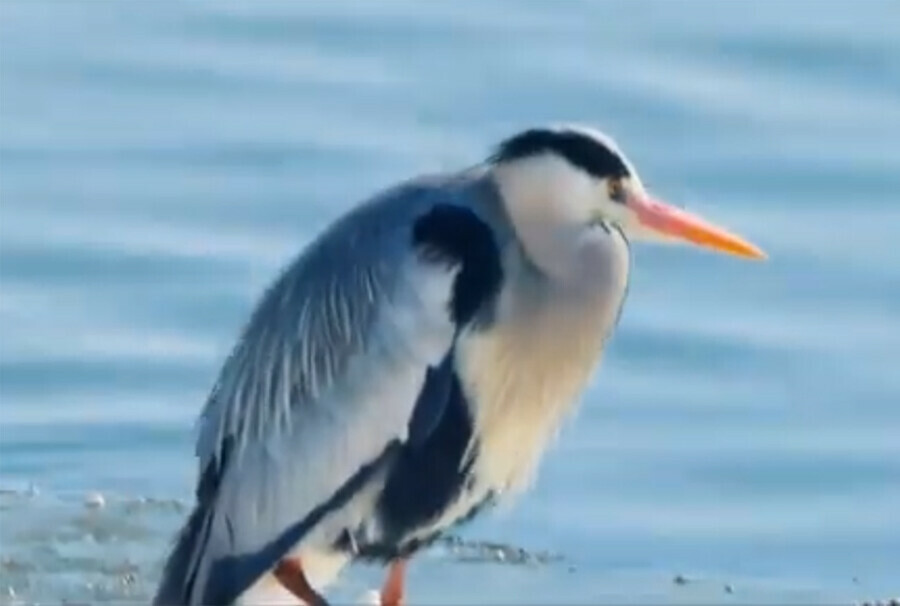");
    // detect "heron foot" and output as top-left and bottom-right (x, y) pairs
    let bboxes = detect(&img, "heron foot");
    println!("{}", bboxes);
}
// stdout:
(274, 557), (329, 606)
(380, 558), (407, 606)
